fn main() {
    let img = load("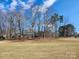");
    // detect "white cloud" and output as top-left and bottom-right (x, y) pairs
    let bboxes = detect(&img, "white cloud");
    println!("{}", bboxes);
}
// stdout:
(0, 0), (56, 12)
(39, 0), (56, 13)
(43, 0), (56, 8)
(0, 3), (5, 9)
(0, 3), (7, 13)
(18, 0), (35, 10)
(5, 0), (35, 11)
(9, 0), (18, 11)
